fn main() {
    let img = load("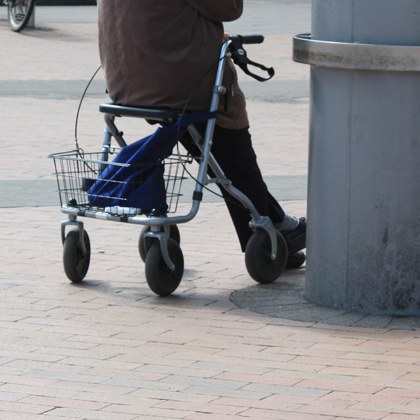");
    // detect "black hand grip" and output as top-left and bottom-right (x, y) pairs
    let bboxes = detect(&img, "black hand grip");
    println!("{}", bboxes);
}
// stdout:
(240, 35), (265, 44)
